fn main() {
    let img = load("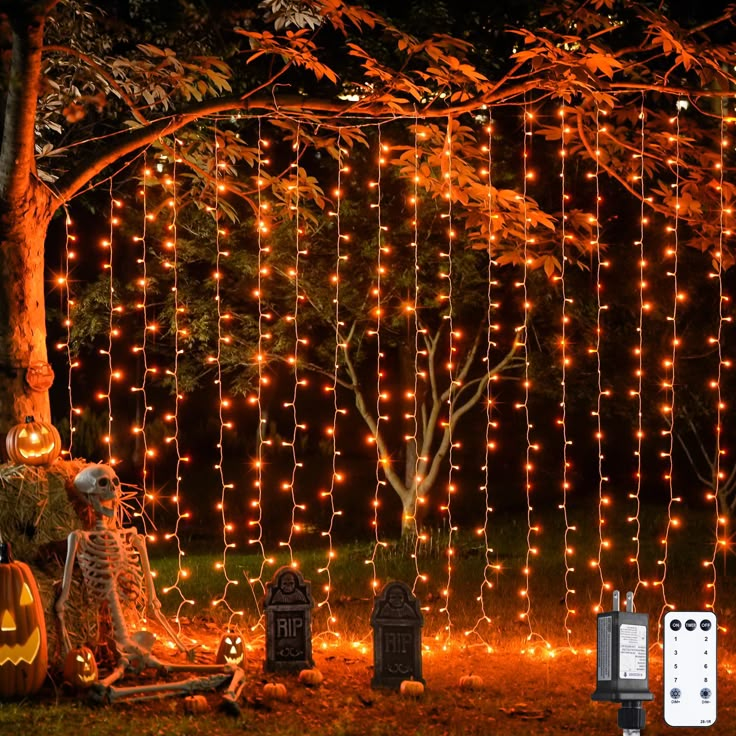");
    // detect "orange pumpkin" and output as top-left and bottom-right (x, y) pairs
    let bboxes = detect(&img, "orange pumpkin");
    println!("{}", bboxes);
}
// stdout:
(0, 542), (47, 698)
(63, 646), (98, 690)
(263, 682), (288, 701)
(298, 667), (323, 687)
(459, 674), (483, 691)
(215, 632), (245, 667)
(183, 694), (210, 714)
(5, 416), (61, 466)
(399, 679), (424, 698)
